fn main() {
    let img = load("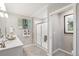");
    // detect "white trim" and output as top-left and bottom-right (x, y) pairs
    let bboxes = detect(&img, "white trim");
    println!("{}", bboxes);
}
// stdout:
(73, 4), (77, 56)
(52, 48), (73, 56)
(58, 48), (73, 56)
(49, 4), (73, 16)
(52, 49), (60, 55)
